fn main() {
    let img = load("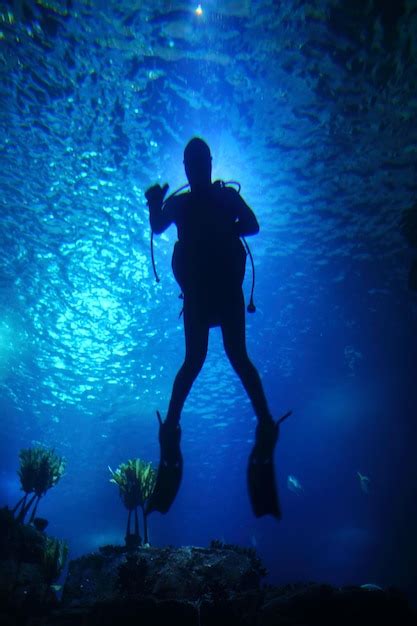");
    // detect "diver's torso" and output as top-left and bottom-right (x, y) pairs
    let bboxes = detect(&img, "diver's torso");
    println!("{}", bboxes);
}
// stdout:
(170, 184), (246, 294)
(176, 185), (237, 248)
